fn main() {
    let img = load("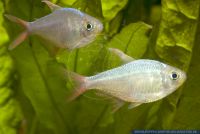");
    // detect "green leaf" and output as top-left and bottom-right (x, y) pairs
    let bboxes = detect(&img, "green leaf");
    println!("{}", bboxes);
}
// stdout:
(108, 22), (152, 59)
(143, 0), (200, 129)
(73, 0), (103, 18)
(101, 0), (128, 21)
(3, 1), (72, 134)
(155, 0), (200, 68)
(1, 0), (200, 134)
(0, 1), (22, 134)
